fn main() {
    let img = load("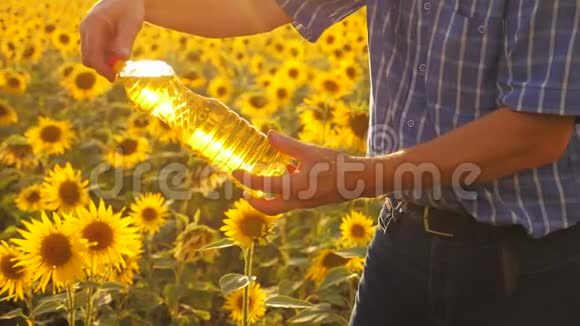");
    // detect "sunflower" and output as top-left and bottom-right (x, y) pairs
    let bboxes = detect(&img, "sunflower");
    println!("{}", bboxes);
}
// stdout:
(340, 59), (363, 85)
(180, 65), (206, 89)
(17, 39), (43, 64)
(174, 224), (218, 263)
(267, 78), (294, 106)
(0, 140), (39, 171)
(340, 211), (375, 247)
(73, 200), (141, 273)
(25, 117), (75, 156)
(333, 106), (369, 153)
(109, 254), (140, 286)
(223, 282), (267, 325)
(127, 113), (152, 136)
(220, 199), (279, 248)
(297, 96), (344, 147)
(64, 65), (110, 100)
(129, 193), (170, 234)
(307, 249), (363, 284)
(42, 163), (90, 213)
(237, 91), (277, 118)
(51, 29), (77, 52)
(249, 55), (265, 74)
(252, 118), (282, 135)
(278, 60), (308, 86)
(12, 212), (87, 293)
(105, 134), (149, 169)
(151, 118), (178, 144)
(57, 62), (78, 87)
(314, 71), (350, 99)
(207, 77), (233, 103)
(15, 184), (44, 212)
(256, 74), (273, 88)
(0, 71), (28, 96)
(0, 99), (17, 126)
(0, 241), (30, 301)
